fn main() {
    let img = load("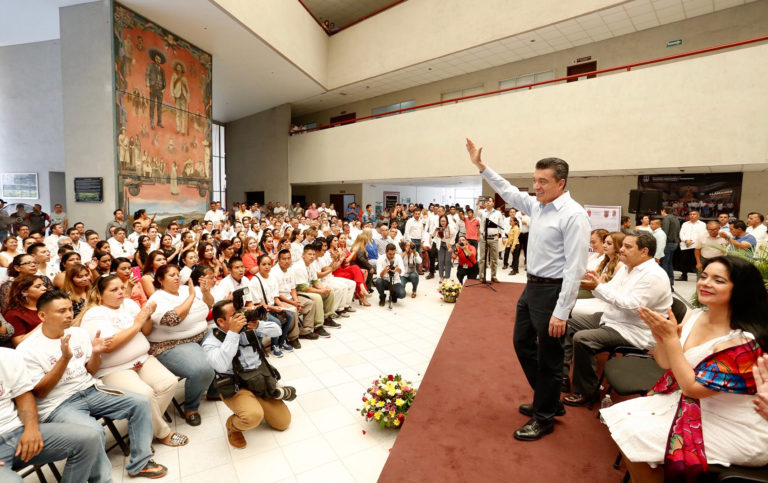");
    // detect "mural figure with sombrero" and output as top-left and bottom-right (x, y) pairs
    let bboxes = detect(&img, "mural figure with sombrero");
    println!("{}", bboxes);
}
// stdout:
(146, 47), (166, 129)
